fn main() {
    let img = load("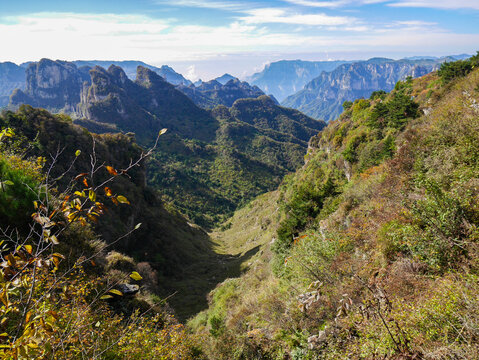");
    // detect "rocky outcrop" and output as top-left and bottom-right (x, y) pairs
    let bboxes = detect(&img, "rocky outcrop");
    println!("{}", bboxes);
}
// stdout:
(78, 65), (217, 142)
(176, 77), (265, 109)
(282, 58), (441, 121)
